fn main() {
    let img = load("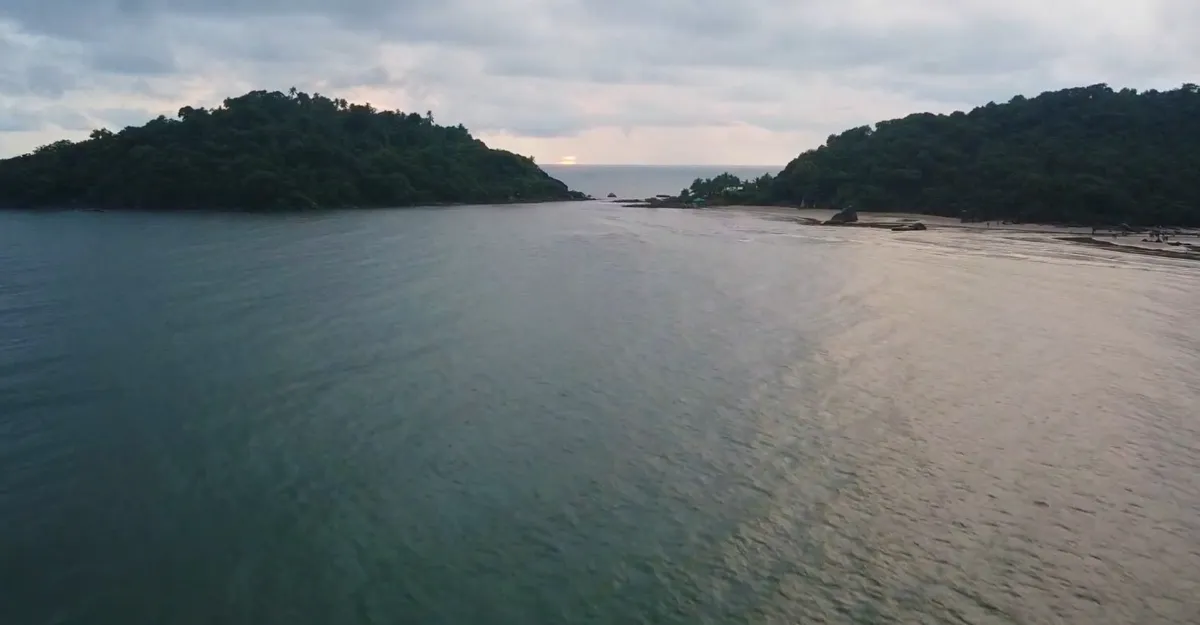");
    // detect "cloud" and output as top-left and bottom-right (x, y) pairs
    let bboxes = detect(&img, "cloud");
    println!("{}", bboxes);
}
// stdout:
(0, 104), (91, 132)
(0, 107), (42, 132)
(23, 64), (77, 98)
(90, 45), (178, 75)
(0, 0), (1197, 163)
(45, 109), (93, 131)
(93, 108), (159, 130)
